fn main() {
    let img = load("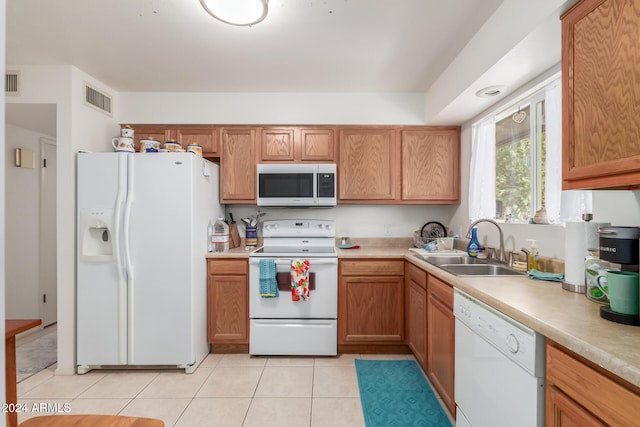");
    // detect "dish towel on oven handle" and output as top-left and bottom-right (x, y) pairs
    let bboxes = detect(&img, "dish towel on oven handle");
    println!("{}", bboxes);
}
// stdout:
(291, 259), (310, 301)
(259, 258), (279, 298)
